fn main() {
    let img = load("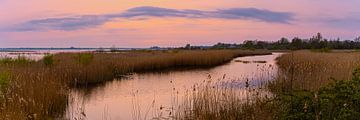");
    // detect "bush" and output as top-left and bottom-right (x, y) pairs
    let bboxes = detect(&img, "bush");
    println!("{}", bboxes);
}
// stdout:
(76, 53), (94, 65)
(0, 71), (10, 91)
(43, 54), (54, 66)
(277, 68), (360, 119)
